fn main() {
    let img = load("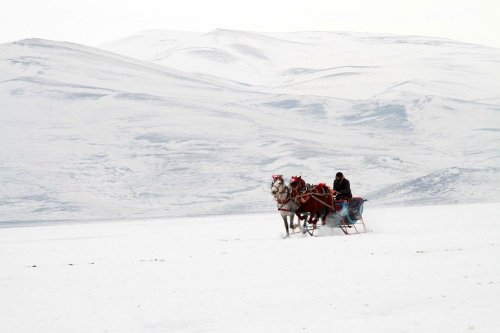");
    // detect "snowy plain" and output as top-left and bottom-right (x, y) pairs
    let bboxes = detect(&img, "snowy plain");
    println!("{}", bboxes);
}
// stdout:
(1, 203), (499, 333)
(1, 29), (500, 332)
